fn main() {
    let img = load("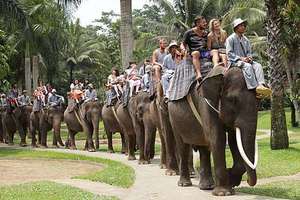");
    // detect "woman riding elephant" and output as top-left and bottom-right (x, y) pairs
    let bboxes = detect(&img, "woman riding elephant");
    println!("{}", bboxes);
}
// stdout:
(64, 94), (101, 152)
(168, 61), (259, 196)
